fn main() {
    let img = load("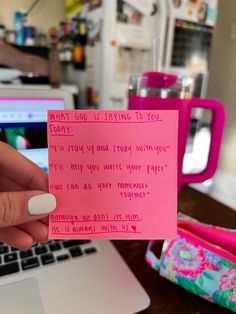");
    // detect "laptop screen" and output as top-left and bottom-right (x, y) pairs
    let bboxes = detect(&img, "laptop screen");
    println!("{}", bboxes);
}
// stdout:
(0, 97), (64, 172)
